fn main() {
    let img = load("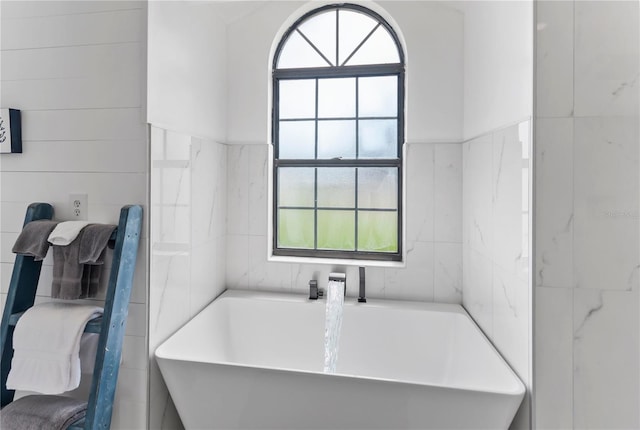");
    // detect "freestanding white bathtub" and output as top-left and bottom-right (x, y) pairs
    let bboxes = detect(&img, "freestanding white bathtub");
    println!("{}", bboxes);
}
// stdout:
(156, 290), (524, 429)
